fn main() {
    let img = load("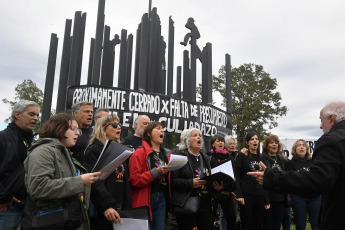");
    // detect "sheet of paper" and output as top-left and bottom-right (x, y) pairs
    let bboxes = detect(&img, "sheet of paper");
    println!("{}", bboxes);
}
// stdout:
(113, 218), (149, 230)
(98, 150), (133, 180)
(167, 154), (188, 171)
(211, 160), (235, 180)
